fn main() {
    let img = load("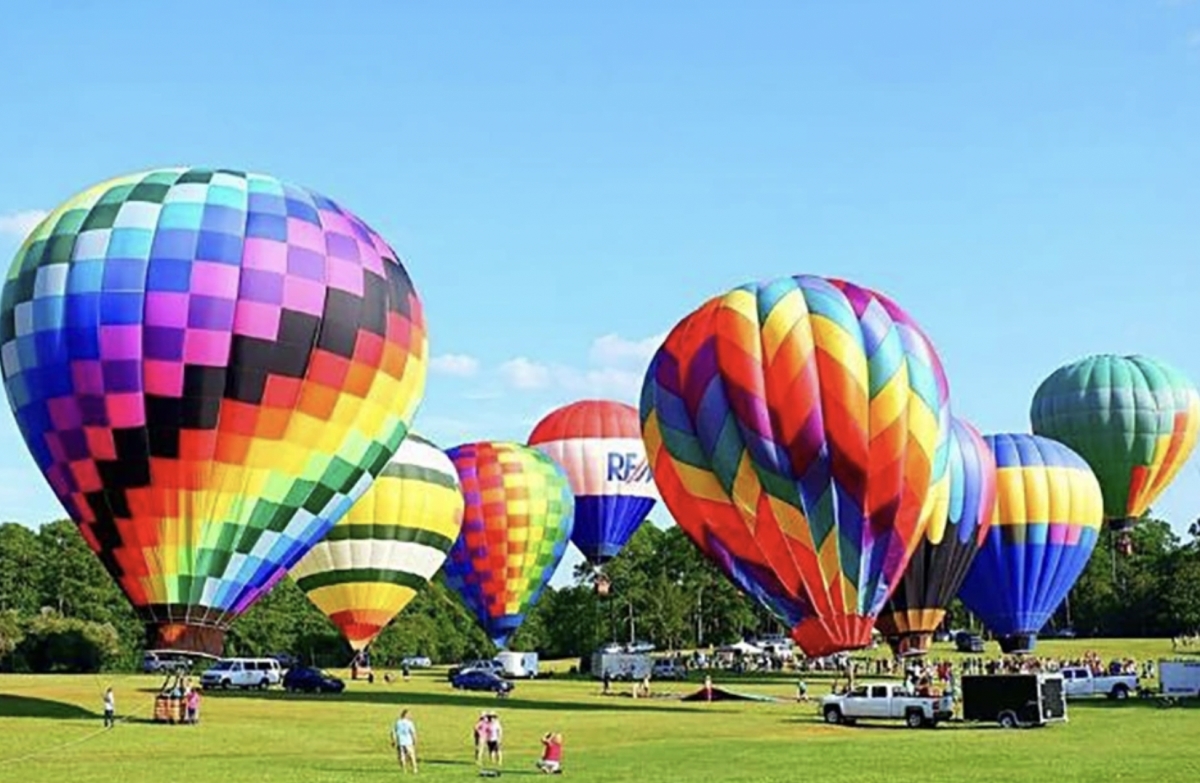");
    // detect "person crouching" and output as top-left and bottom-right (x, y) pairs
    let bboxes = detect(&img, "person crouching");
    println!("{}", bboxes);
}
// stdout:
(537, 732), (563, 774)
